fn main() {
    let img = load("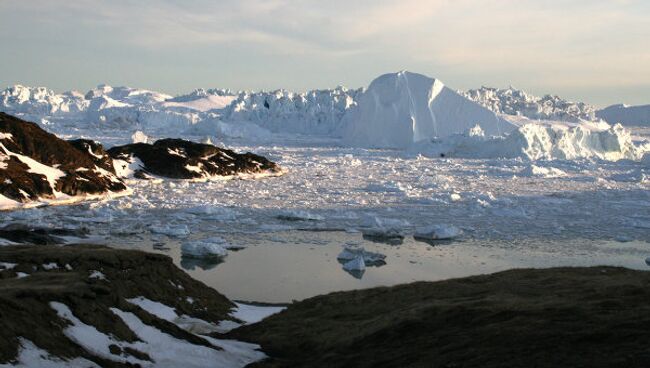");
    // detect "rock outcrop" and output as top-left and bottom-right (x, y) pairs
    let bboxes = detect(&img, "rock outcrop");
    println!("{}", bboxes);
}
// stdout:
(108, 138), (284, 180)
(0, 112), (127, 208)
